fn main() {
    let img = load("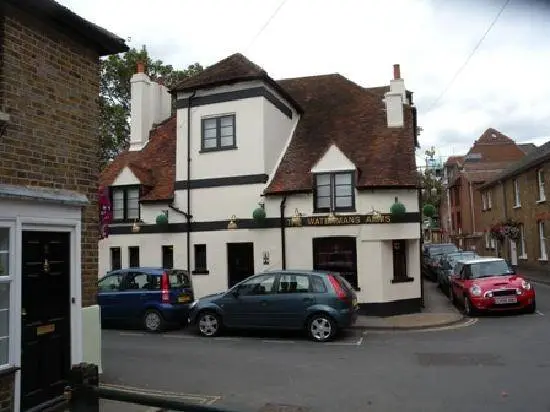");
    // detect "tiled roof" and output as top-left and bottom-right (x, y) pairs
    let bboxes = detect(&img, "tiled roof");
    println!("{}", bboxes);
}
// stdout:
(519, 143), (537, 154)
(171, 53), (303, 113)
(8, 0), (128, 55)
(99, 116), (177, 202)
(264, 74), (417, 194)
(482, 139), (550, 189)
(464, 128), (525, 163)
(445, 156), (464, 166)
